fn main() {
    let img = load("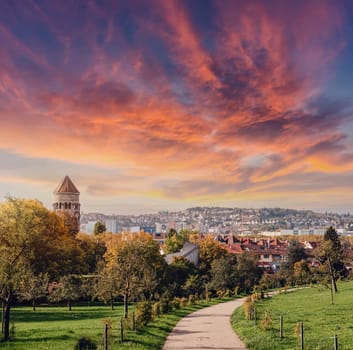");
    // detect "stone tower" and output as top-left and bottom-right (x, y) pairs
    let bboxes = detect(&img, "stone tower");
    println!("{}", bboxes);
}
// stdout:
(53, 175), (80, 233)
